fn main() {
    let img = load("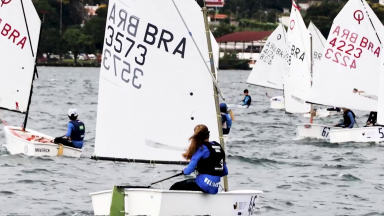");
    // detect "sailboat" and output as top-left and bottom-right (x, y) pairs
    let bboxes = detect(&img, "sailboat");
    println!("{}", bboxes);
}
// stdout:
(89, 0), (262, 215)
(307, 0), (384, 143)
(302, 21), (339, 118)
(246, 23), (287, 109)
(0, 0), (82, 157)
(283, 0), (311, 117)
